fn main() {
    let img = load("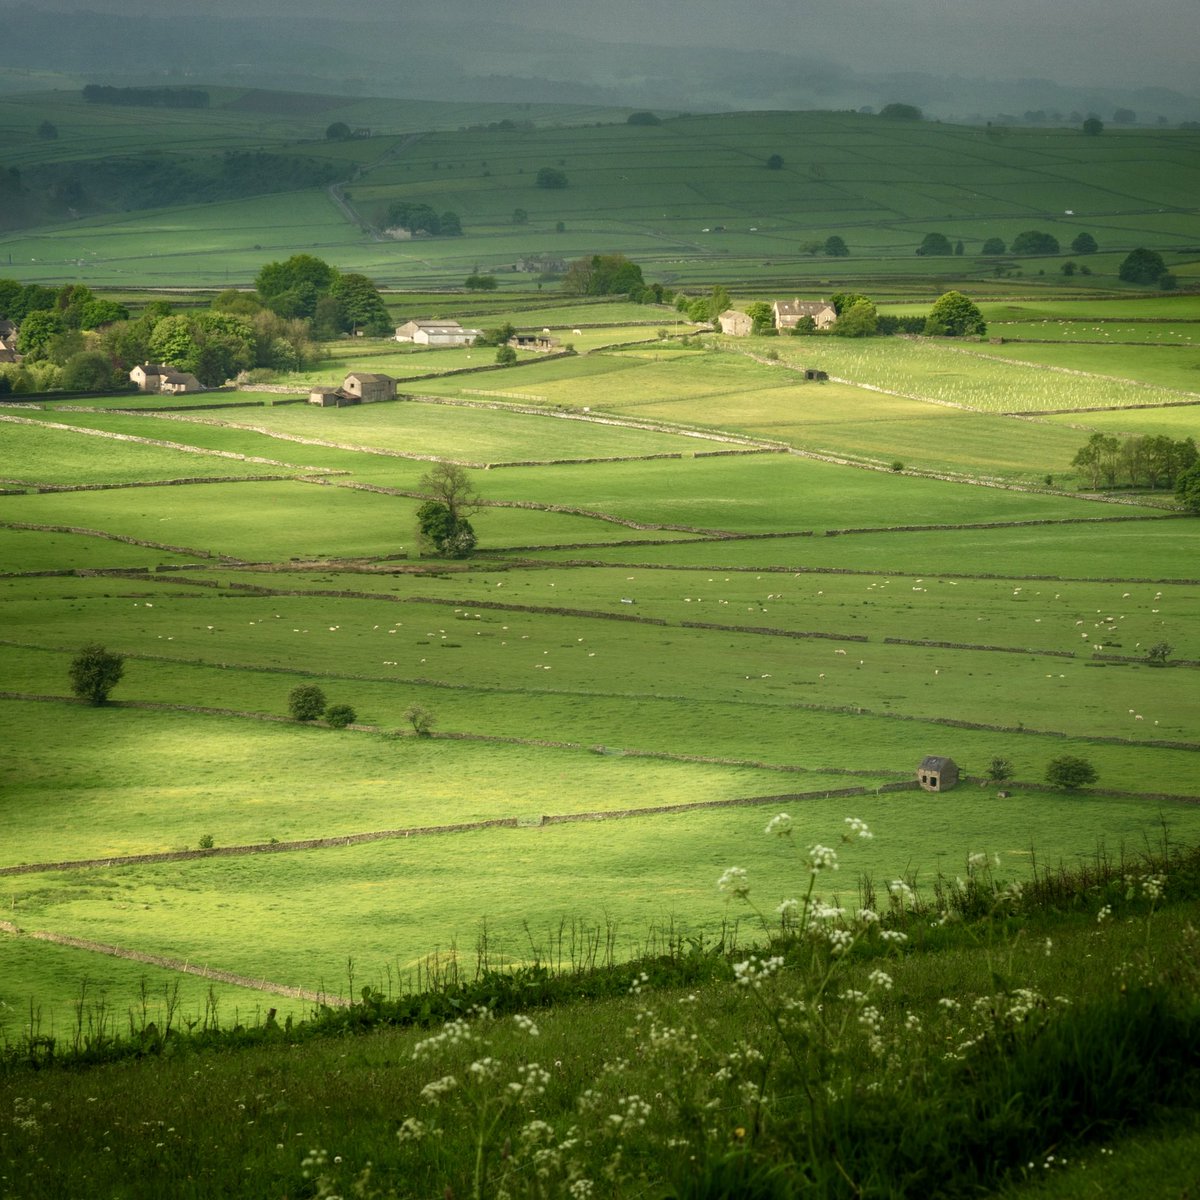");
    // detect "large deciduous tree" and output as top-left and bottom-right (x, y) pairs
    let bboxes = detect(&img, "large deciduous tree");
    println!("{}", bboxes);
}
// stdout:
(916, 232), (953, 257)
(1119, 247), (1167, 285)
(924, 291), (987, 337)
(416, 463), (481, 558)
